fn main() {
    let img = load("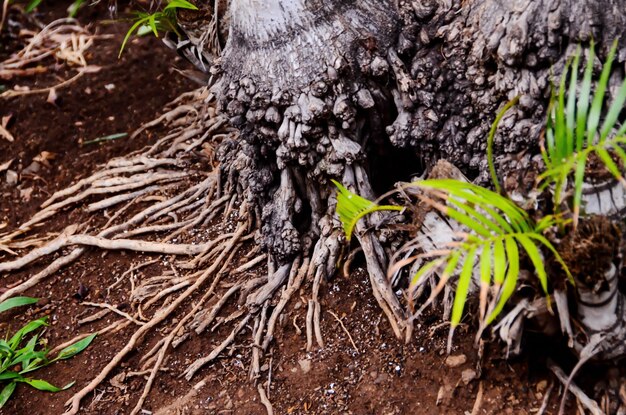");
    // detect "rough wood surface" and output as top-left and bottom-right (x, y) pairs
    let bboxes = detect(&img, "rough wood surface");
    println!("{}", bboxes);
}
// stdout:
(183, 0), (626, 261)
